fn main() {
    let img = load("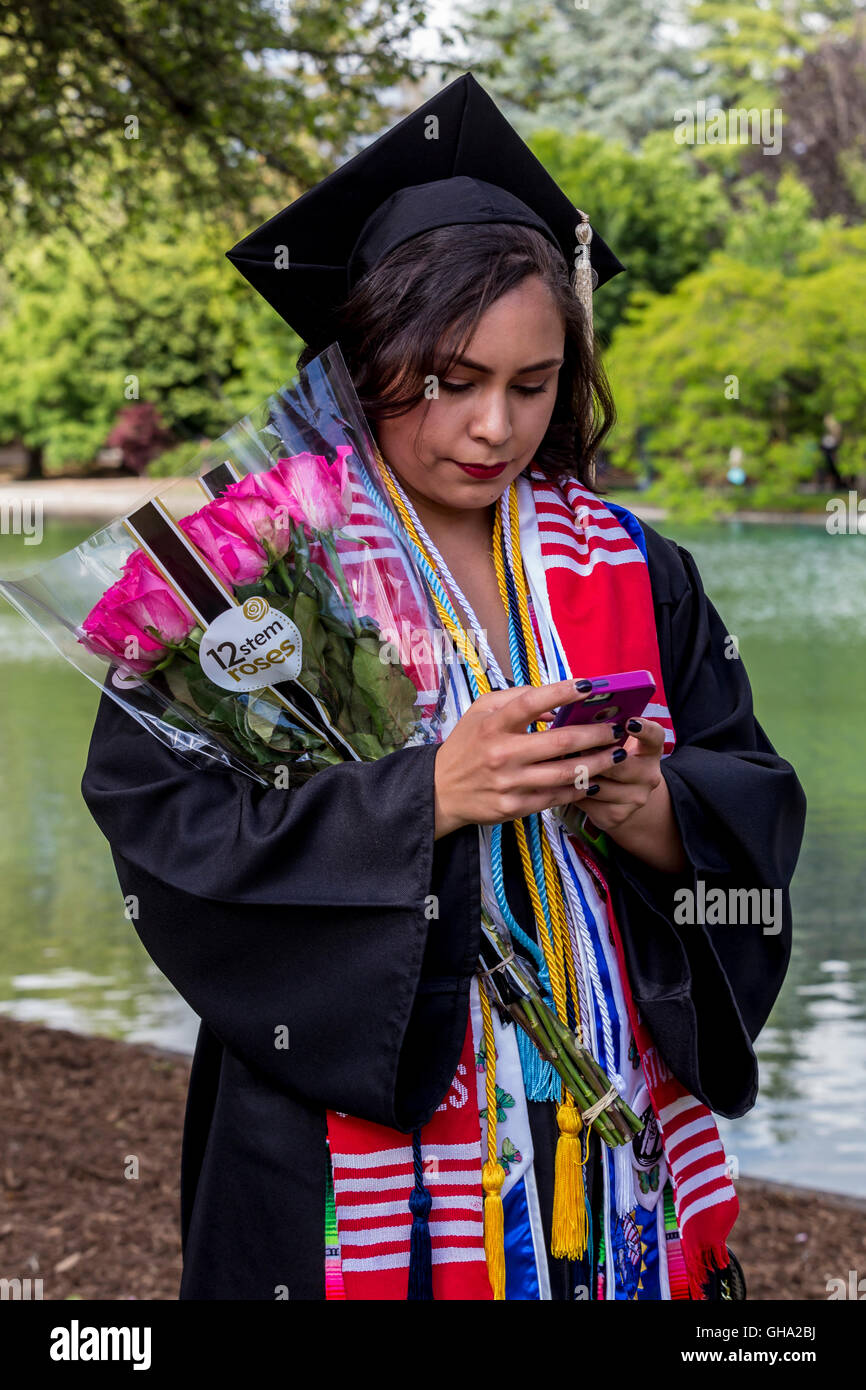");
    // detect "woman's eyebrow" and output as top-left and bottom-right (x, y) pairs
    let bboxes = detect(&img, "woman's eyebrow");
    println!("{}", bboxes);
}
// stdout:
(454, 355), (564, 374)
